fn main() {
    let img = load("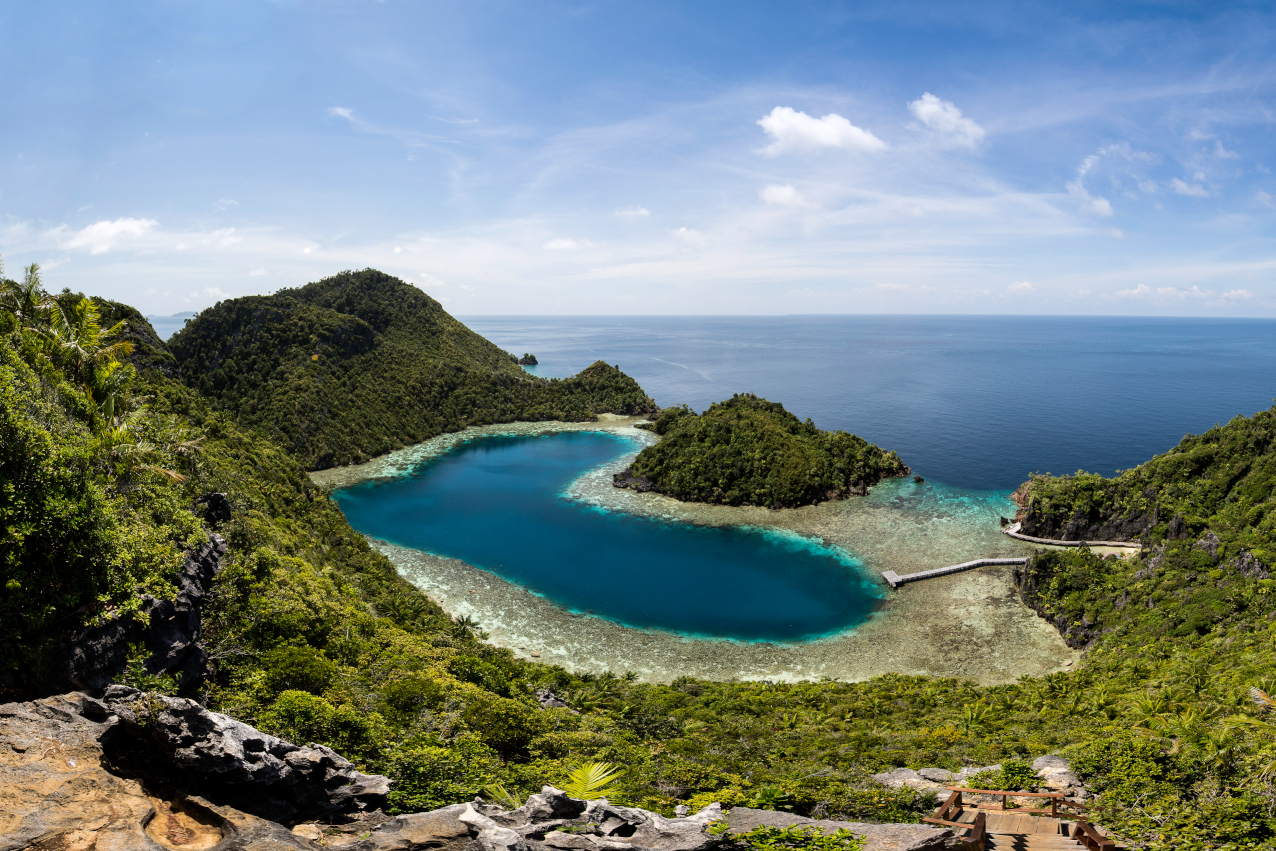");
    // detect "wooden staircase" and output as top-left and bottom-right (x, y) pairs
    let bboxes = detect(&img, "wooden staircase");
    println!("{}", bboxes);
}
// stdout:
(925, 788), (1117, 851)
